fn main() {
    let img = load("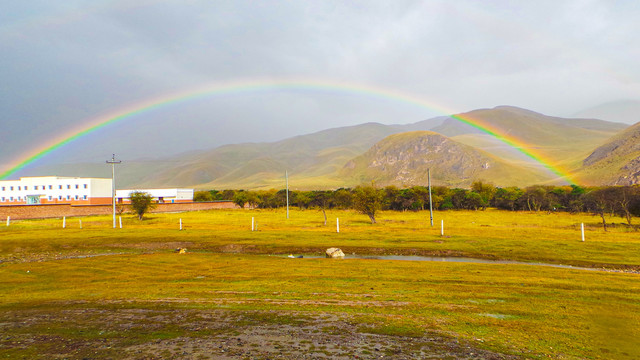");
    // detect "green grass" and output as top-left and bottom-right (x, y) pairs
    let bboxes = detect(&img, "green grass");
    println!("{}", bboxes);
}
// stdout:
(0, 208), (639, 359)
(1, 208), (638, 268)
